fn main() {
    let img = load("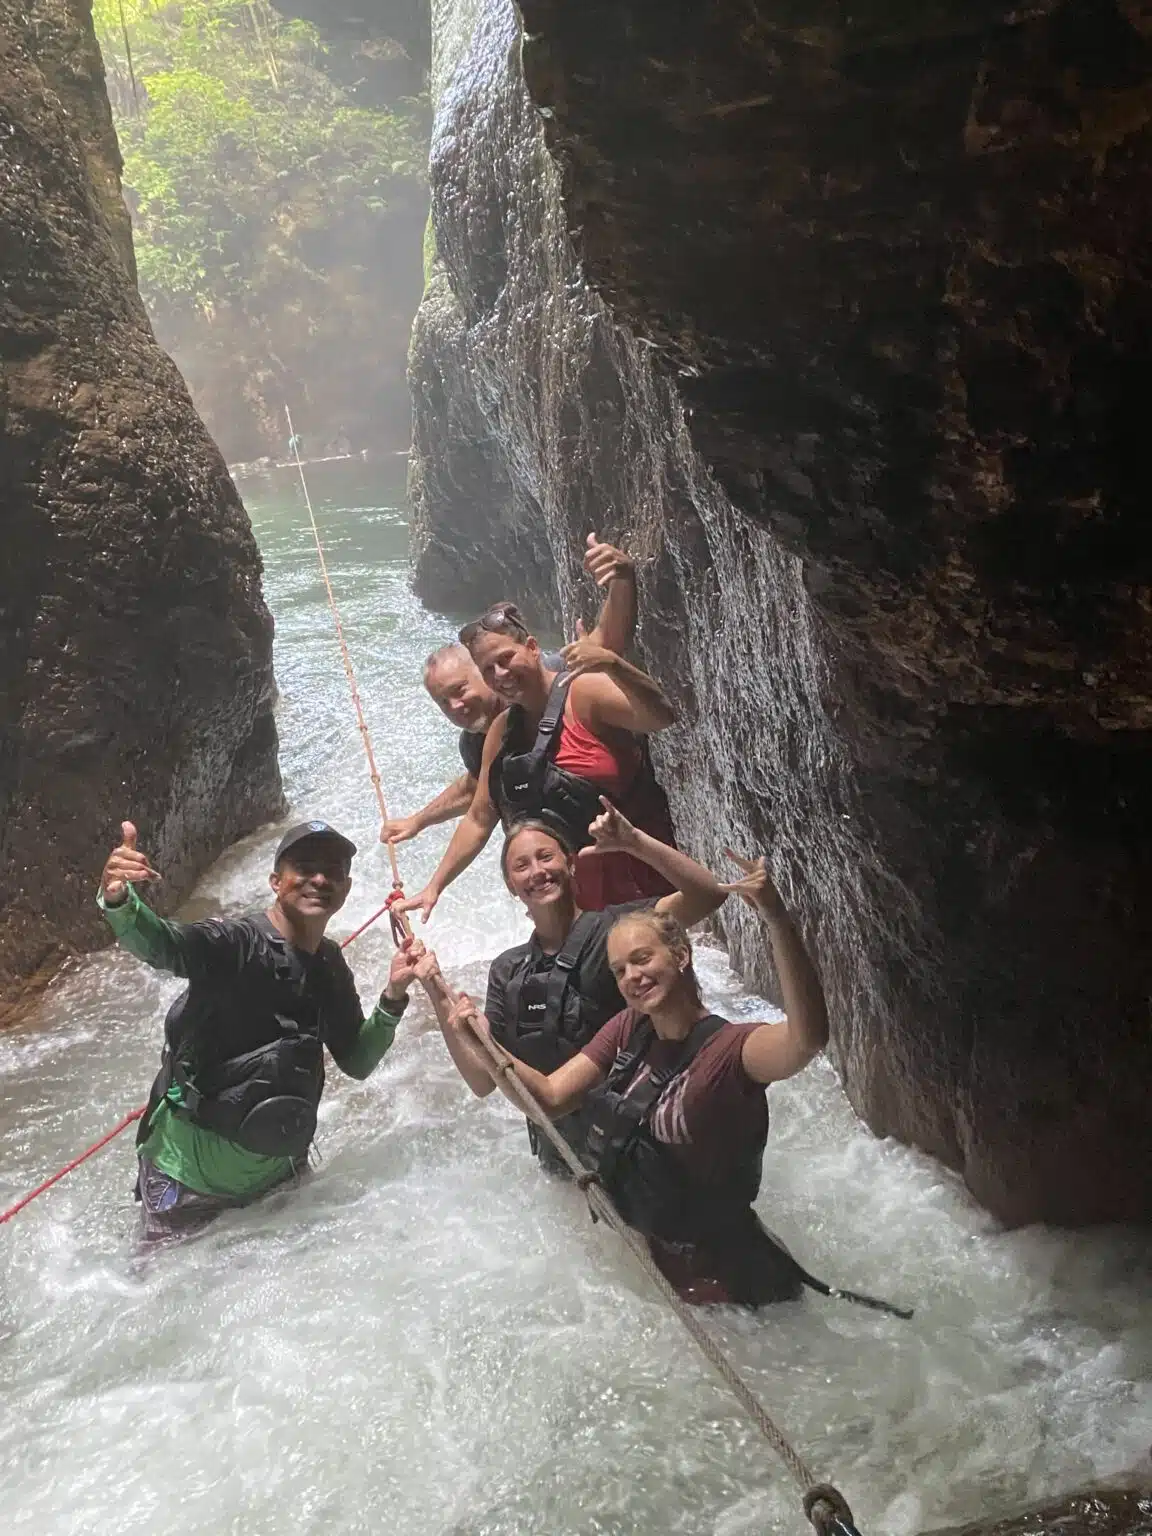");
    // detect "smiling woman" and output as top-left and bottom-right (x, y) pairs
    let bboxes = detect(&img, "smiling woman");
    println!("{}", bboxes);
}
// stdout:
(4, 474), (1148, 1532)
(398, 604), (678, 918)
(426, 839), (838, 1308)
(417, 802), (730, 1171)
